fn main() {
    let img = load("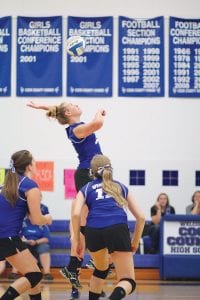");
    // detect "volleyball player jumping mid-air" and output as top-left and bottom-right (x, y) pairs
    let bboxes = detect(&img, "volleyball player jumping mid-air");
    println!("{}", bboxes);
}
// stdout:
(27, 101), (108, 299)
